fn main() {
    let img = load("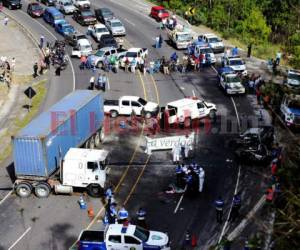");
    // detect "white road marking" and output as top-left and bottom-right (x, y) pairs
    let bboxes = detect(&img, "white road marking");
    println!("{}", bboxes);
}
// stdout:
(0, 190), (13, 206)
(107, 75), (111, 90)
(174, 193), (184, 214)
(230, 97), (241, 130)
(18, 10), (76, 91)
(192, 89), (196, 97)
(8, 227), (31, 250)
(124, 18), (136, 27)
(173, 185), (187, 214)
(218, 164), (241, 243)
